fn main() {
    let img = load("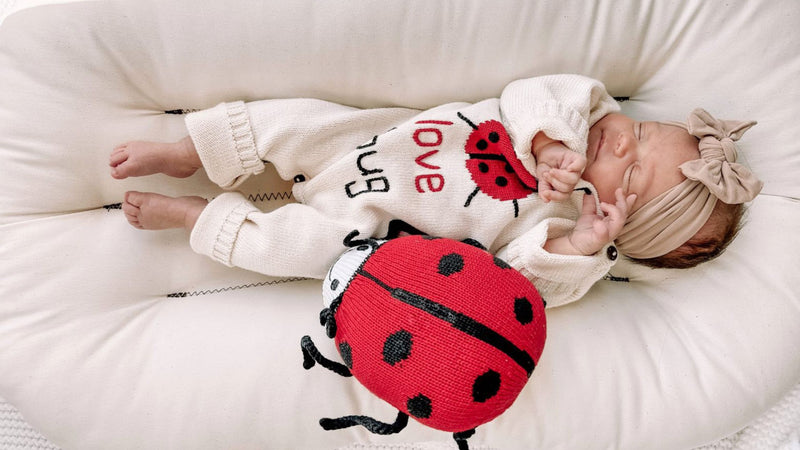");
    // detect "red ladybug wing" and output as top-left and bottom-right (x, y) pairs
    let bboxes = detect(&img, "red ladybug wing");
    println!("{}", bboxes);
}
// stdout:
(465, 158), (535, 201)
(335, 273), (530, 432)
(463, 119), (537, 191)
(363, 236), (546, 367)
